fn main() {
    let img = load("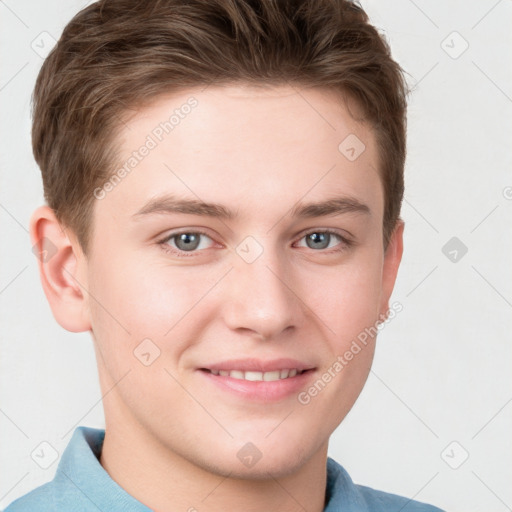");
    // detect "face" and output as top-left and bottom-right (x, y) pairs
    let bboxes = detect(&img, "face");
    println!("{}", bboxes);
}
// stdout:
(81, 84), (401, 478)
